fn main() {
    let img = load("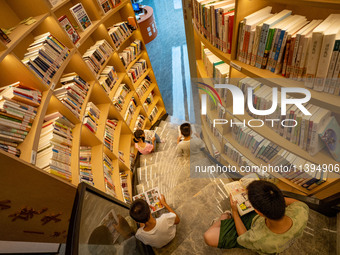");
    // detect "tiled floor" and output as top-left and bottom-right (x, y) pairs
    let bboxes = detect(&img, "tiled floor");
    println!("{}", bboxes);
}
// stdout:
(141, 0), (193, 122)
